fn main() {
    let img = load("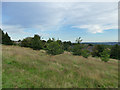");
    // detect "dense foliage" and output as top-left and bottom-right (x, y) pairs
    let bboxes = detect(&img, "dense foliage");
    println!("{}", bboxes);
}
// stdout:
(47, 41), (64, 55)
(110, 44), (120, 60)
(0, 29), (13, 45)
(92, 45), (105, 57)
(81, 50), (90, 58)
(21, 37), (33, 47)
(1, 28), (120, 60)
(72, 45), (83, 55)
(63, 41), (72, 51)
(32, 35), (43, 50)
(100, 49), (110, 62)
